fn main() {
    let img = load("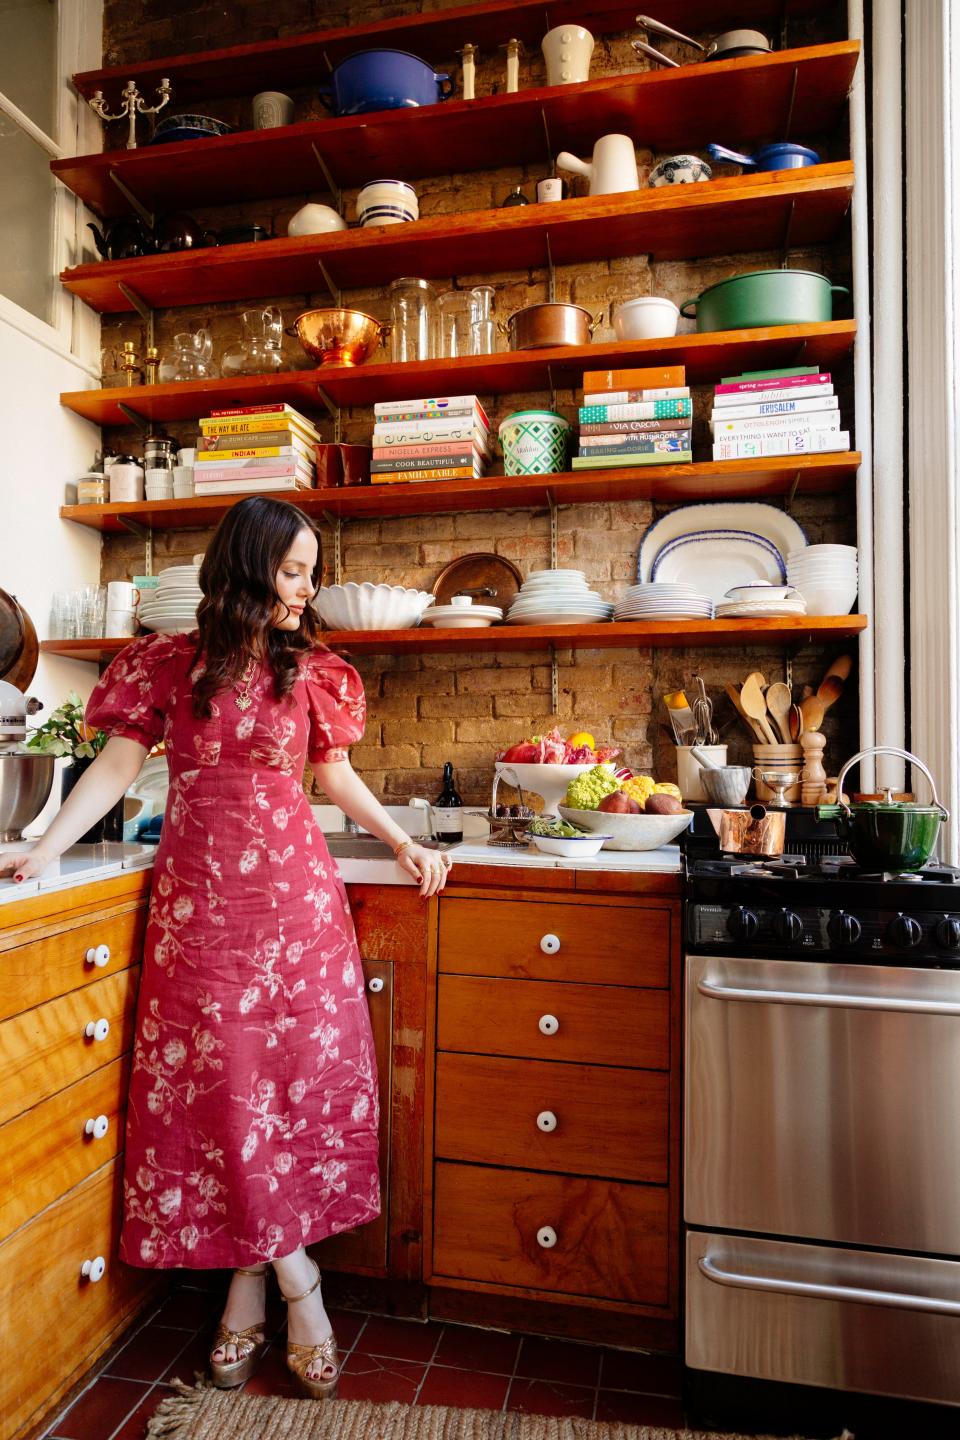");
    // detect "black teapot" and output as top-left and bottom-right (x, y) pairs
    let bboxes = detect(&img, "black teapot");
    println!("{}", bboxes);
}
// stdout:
(87, 218), (152, 261)
(153, 211), (218, 252)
